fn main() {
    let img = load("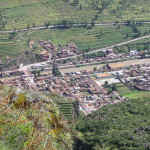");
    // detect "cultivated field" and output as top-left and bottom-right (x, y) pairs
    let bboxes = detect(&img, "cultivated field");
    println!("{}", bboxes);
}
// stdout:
(115, 36), (150, 52)
(116, 83), (150, 99)
(0, 0), (150, 30)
